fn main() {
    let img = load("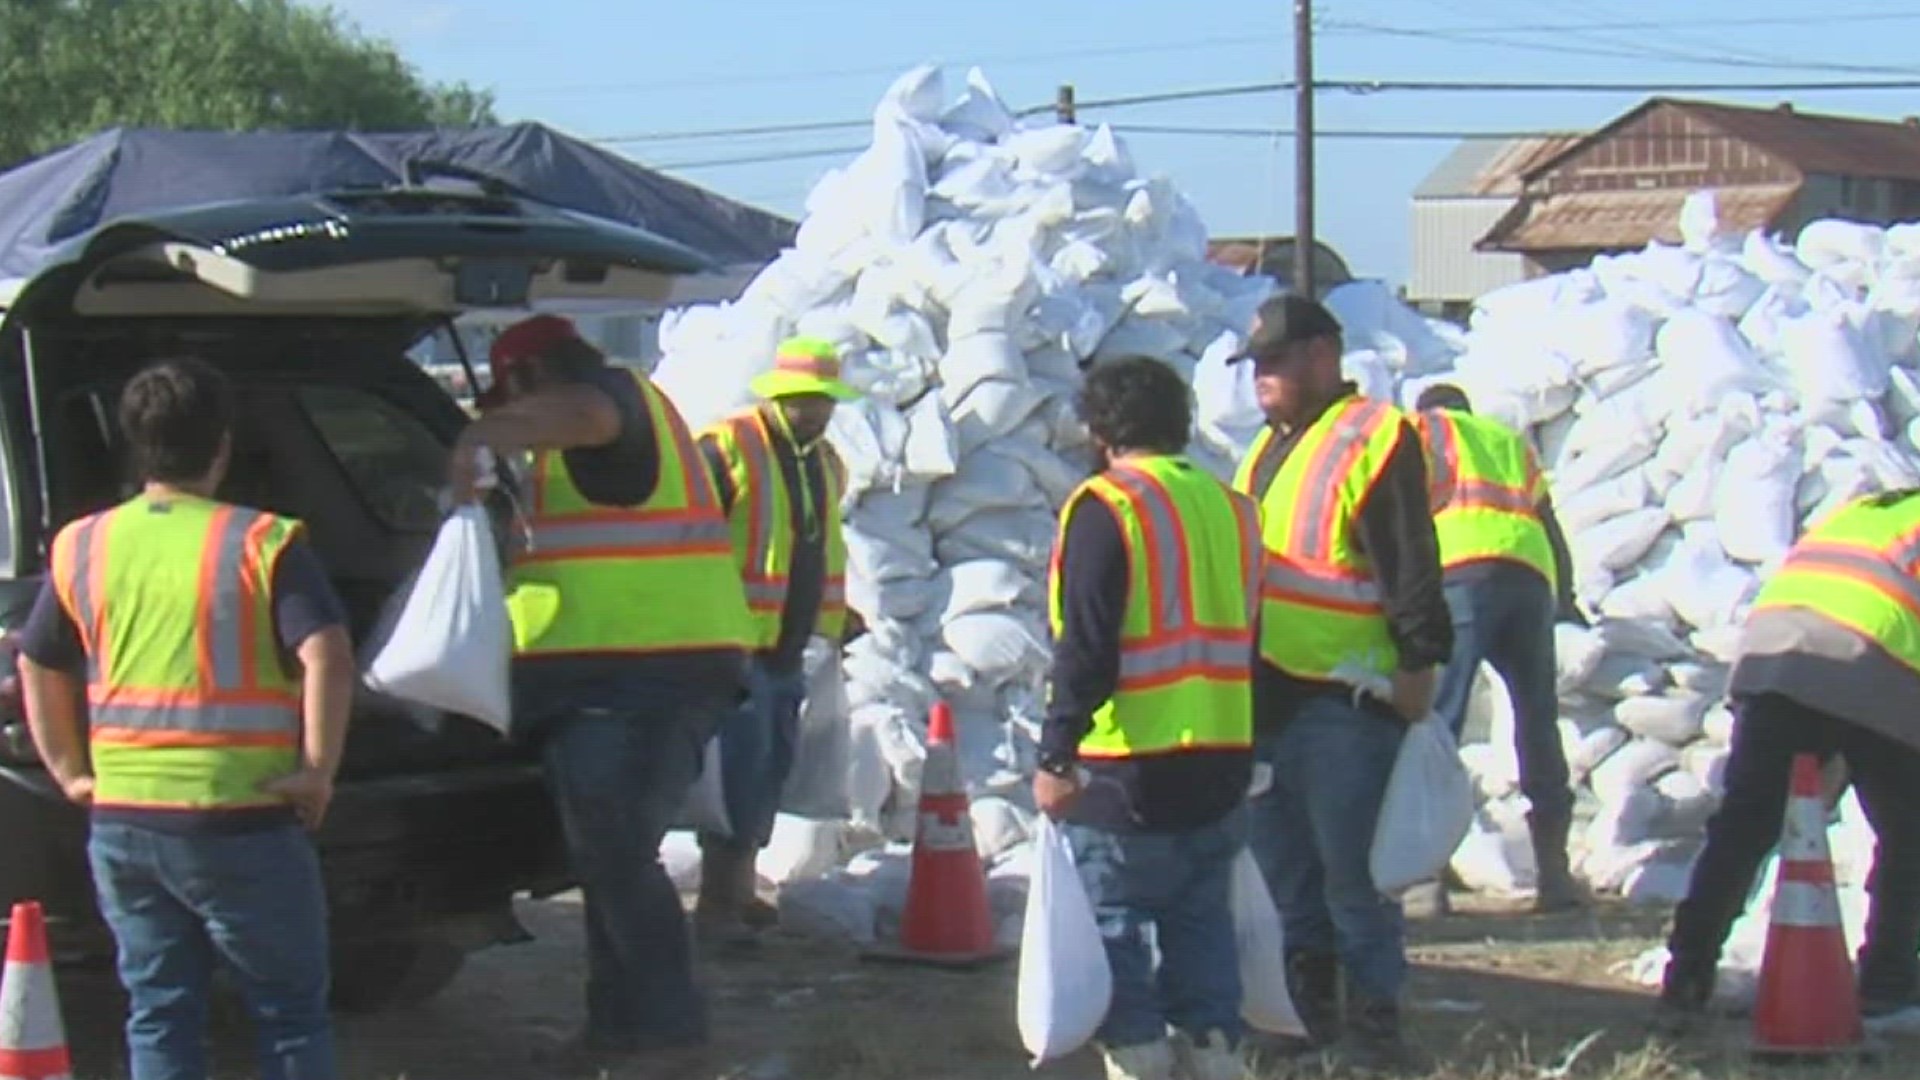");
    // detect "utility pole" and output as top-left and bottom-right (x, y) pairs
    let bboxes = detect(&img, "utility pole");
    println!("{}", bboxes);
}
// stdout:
(1056, 85), (1077, 124)
(1293, 0), (1316, 298)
